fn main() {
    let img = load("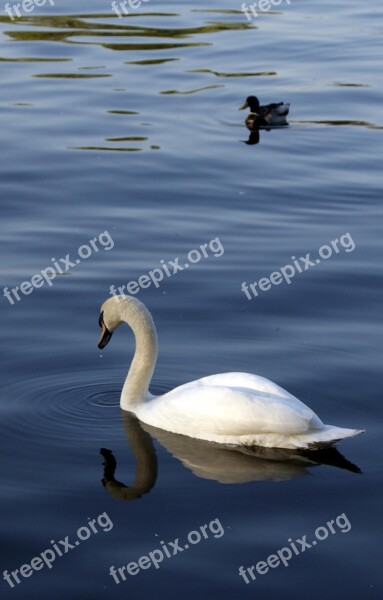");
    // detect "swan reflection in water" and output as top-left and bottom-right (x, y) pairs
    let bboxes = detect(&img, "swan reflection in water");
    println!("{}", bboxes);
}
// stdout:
(100, 413), (157, 501)
(100, 413), (361, 500)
